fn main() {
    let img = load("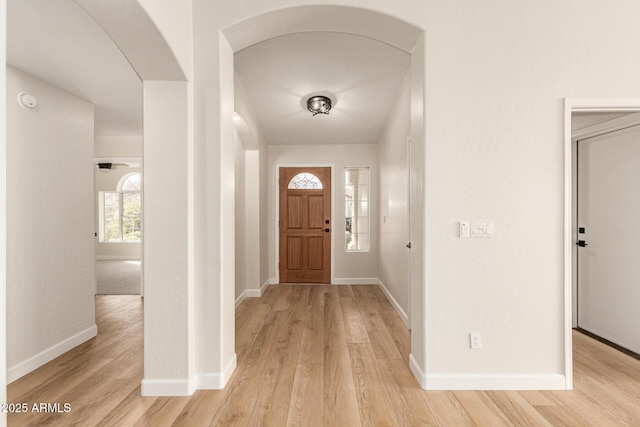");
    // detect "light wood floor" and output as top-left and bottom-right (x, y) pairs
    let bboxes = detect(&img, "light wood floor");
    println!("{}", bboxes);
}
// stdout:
(8, 284), (640, 426)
